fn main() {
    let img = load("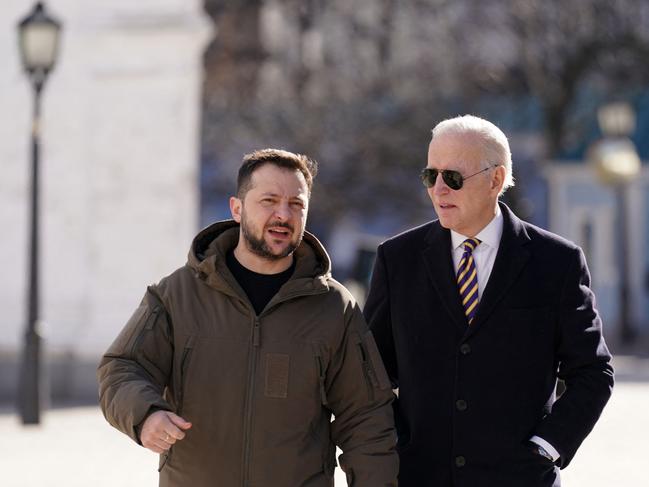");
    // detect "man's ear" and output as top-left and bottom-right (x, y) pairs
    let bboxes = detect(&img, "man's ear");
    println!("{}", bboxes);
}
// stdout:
(230, 196), (242, 223)
(491, 165), (506, 194)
